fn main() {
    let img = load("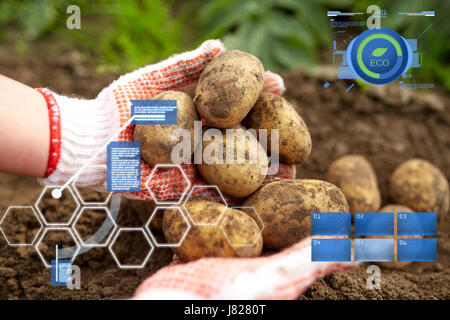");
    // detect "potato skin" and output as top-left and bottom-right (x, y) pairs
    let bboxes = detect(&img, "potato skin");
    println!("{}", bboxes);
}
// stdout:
(194, 50), (264, 128)
(242, 179), (349, 249)
(327, 155), (381, 213)
(389, 159), (449, 219)
(242, 92), (312, 164)
(163, 200), (262, 262)
(134, 91), (199, 166)
(370, 204), (418, 269)
(196, 128), (268, 198)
